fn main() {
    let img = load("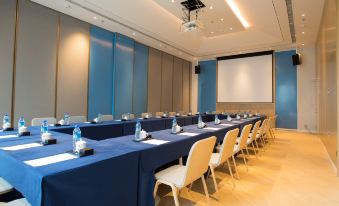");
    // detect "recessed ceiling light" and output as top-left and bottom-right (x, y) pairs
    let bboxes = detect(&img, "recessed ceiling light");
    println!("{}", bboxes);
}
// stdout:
(171, 0), (175, 3)
(132, 32), (136, 36)
(209, 5), (213, 9)
(225, 0), (250, 28)
(301, 31), (305, 34)
(210, 31), (214, 34)
(93, 16), (97, 20)
(301, 13), (305, 17)
(229, 27), (233, 30)
(301, 43), (305, 46)
(220, 18), (224, 21)
(159, 43), (162, 47)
